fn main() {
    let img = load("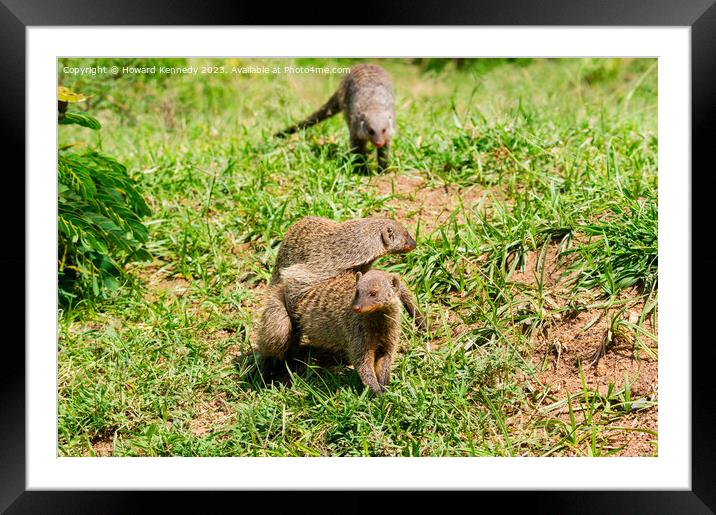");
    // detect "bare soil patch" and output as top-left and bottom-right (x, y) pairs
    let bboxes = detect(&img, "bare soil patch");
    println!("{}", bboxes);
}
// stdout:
(508, 244), (567, 288)
(509, 245), (658, 456)
(368, 173), (489, 233)
(87, 438), (114, 457)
